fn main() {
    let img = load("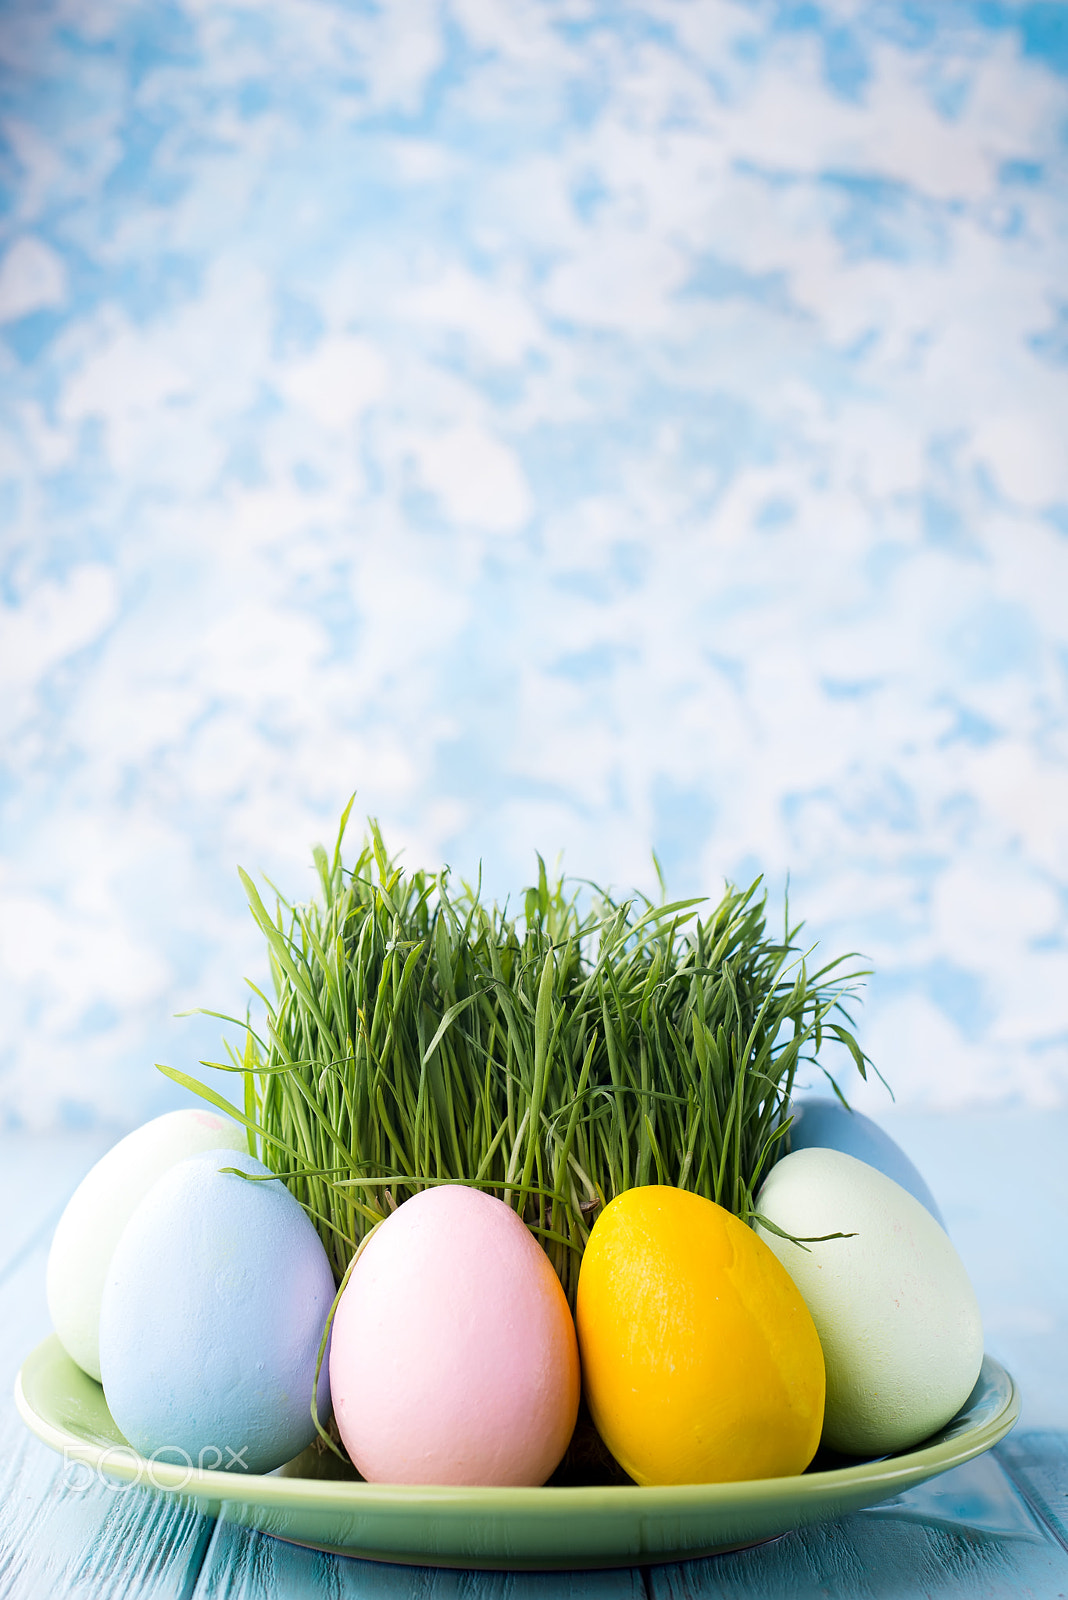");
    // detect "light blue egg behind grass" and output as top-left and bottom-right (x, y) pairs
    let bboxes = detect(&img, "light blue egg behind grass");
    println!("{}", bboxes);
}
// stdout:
(788, 1097), (946, 1229)
(99, 1149), (334, 1476)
